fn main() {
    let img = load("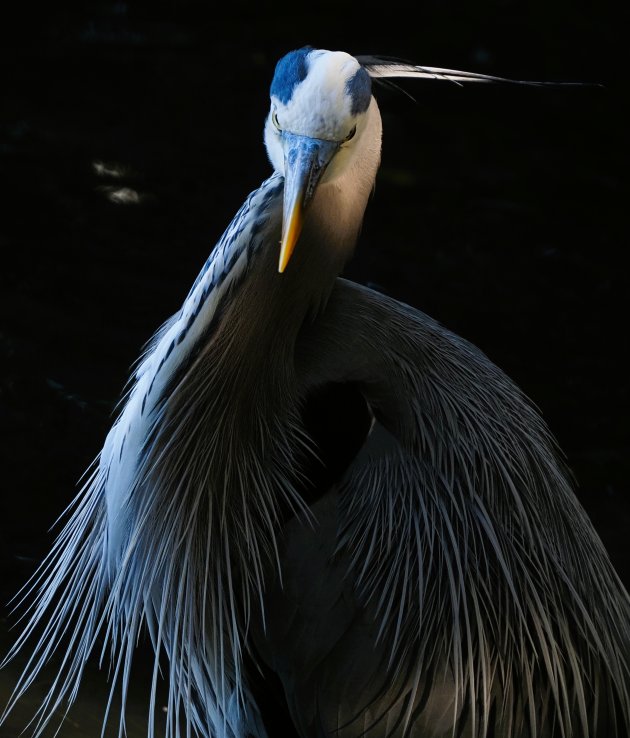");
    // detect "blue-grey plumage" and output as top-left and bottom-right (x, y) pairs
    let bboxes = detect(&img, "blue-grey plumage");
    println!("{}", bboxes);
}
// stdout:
(1, 46), (628, 738)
